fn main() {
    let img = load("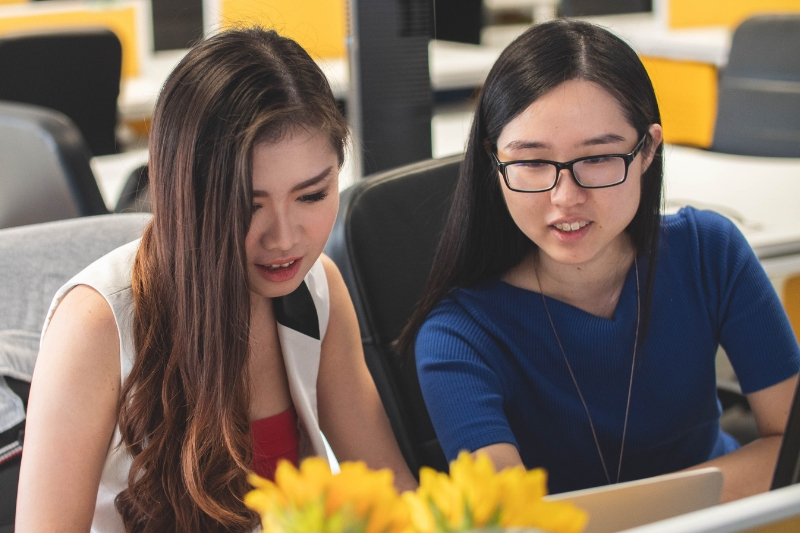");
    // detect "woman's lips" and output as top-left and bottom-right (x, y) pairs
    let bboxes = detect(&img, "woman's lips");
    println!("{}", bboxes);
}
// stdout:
(255, 258), (302, 283)
(550, 221), (592, 242)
